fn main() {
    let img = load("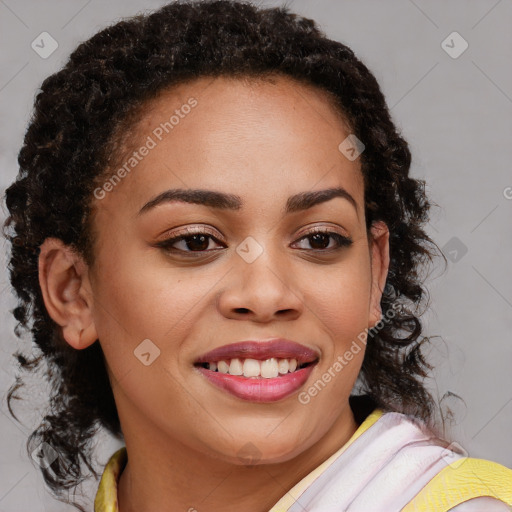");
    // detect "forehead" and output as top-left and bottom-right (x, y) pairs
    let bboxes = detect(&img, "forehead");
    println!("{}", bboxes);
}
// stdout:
(94, 74), (364, 219)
